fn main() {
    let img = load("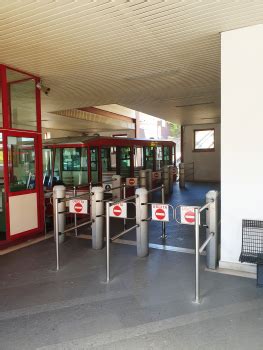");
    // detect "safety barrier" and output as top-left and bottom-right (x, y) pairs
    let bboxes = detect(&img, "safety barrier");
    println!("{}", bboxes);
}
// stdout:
(179, 162), (195, 188)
